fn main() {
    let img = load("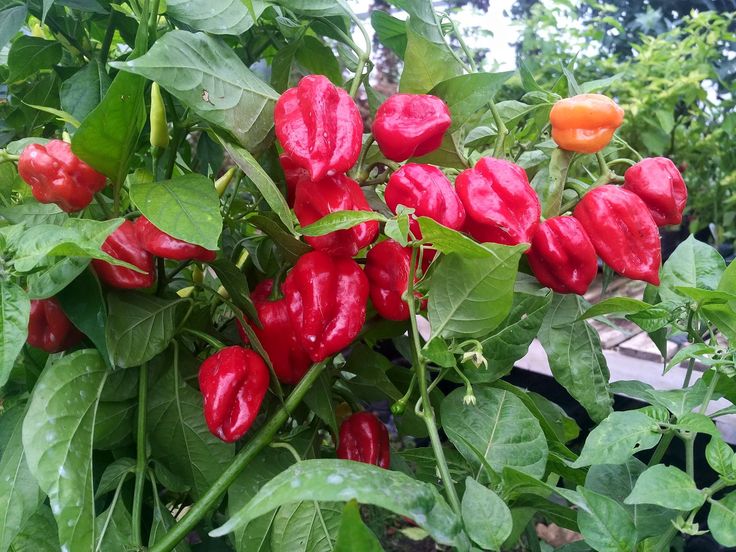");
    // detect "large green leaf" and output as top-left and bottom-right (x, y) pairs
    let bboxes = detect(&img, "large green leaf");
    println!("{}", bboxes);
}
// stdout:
(371, 10), (407, 58)
(7, 506), (59, 552)
(659, 235), (725, 304)
(624, 465), (704, 510)
(0, 5), (27, 50)
(441, 385), (548, 479)
(59, 60), (110, 134)
(72, 71), (146, 184)
(26, 257), (90, 300)
(147, 361), (234, 500)
(0, 281), (30, 388)
(572, 411), (660, 467)
(428, 245), (525, 339)
(7, 36), (62, 83)
(461, 478), (511, 551)
(709, 491), (736, 547)
(166, 0), (265, 35)
(211, 459), (463, 547)
(562, 487), (637, 552)
(129, 173), (223, 250)
(334, 500), (383, 552)
(22, 350), (108, 552)
(111, 31), (279, 153)
(271, 501), (342, 552)
(105, 292), (185, 368)
(0, 406), (42, 552)
(399, 27), (463, 94)
(538, 294), (612, 423)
